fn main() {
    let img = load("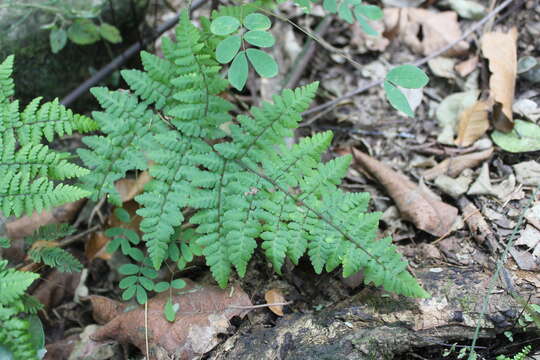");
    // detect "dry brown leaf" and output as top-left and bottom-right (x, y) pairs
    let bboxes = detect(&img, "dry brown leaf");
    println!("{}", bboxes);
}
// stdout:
(44, 334), (79, 360)
(423, 148), (493, 181)
(6, 200), (85, 239)
(32, 269), (81, 309)
(88, 280), (252, 359)
(352, 149), (459, 237)
(264, 289), (286, 316)
(351, 20), (389, 53)
(115, 171), (152, 203)
(384, 8), (469, 57)
(85, 231), (112, 261)
(481, 28), (518, 132)
(455, 100), (490, 147)
(455, 56), (479, 77)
